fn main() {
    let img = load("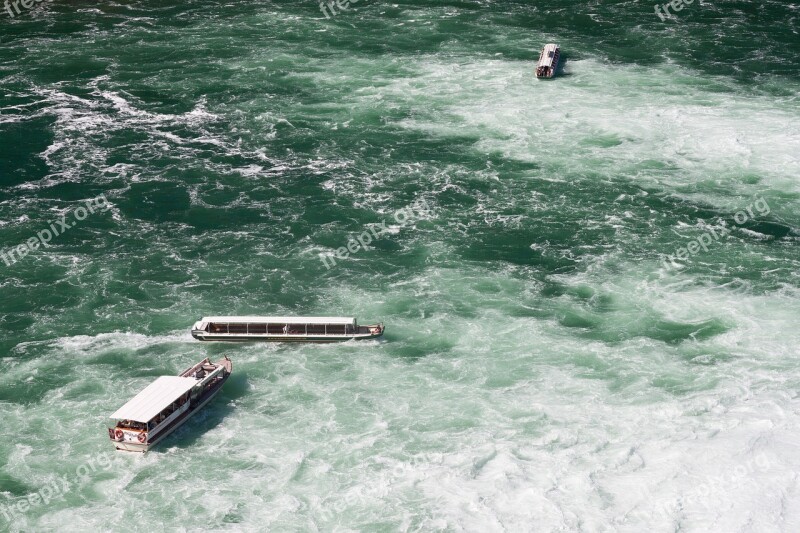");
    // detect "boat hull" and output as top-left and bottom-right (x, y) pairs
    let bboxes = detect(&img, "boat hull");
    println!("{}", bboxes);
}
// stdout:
(113, 361), (231, 453)
(535, 43), (560, 79)
(191, 331), (384, 343)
